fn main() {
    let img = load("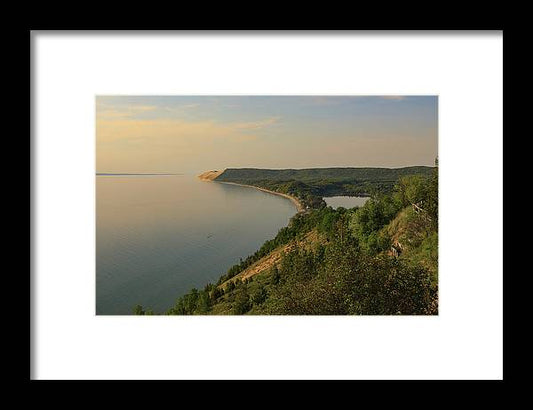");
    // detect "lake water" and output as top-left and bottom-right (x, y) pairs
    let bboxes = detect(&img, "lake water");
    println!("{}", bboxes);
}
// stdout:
(324, 196), (369, 209)
(96, 175), (297, 315)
